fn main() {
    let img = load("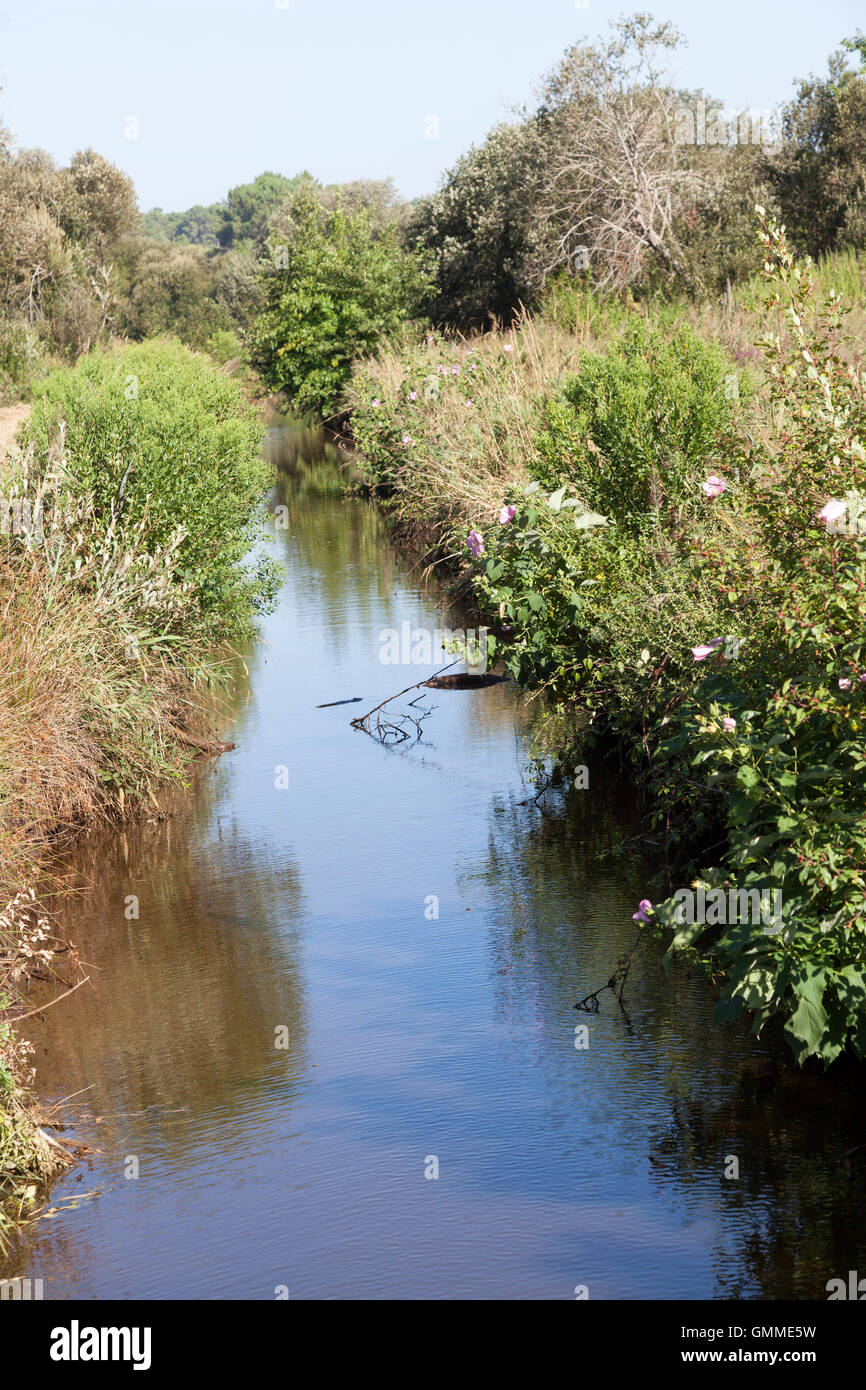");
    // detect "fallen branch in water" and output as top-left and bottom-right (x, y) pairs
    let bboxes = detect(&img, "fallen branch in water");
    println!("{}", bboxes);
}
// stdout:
(351, 660), (460, 744)
(423, 672), (509, 690)
(573, 925), (646, 1017)
(175, 729), (236, 755)
(8, 974), (91, 1024)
